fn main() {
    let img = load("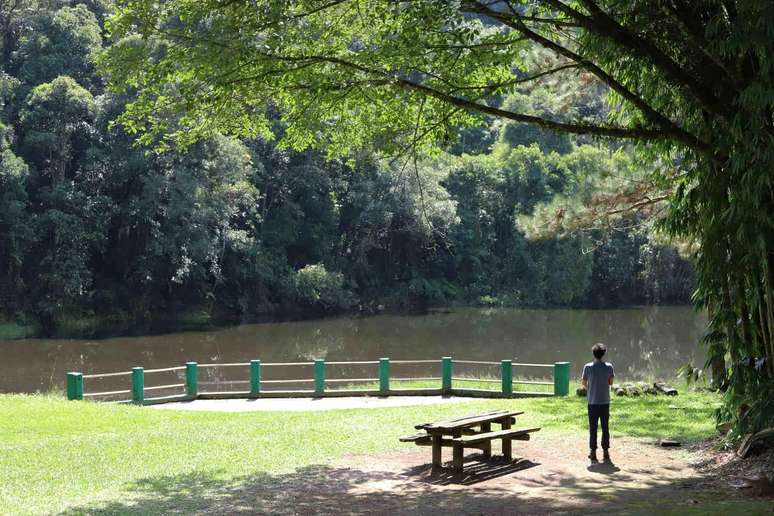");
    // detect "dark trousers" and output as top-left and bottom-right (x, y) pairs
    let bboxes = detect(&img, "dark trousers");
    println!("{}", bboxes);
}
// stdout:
(588, 403), (610, 450)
